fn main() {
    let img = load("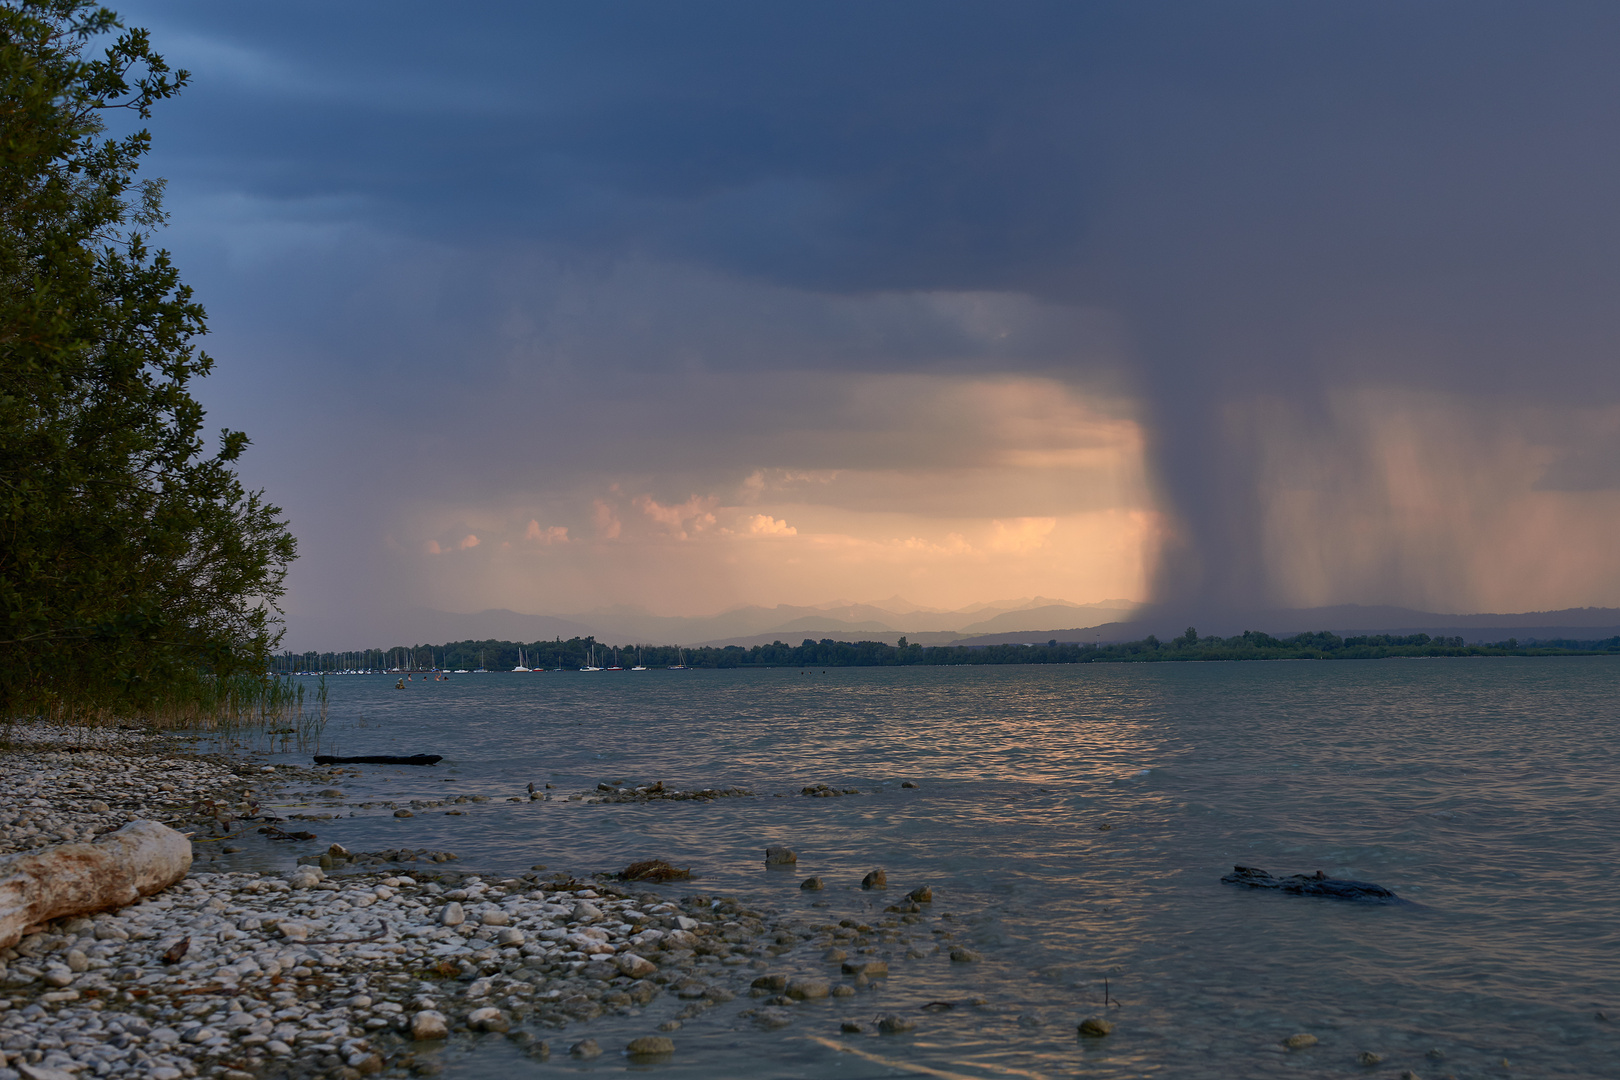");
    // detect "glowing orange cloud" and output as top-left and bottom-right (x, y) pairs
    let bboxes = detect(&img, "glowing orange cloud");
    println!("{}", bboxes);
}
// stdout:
(746, 514), (797, 536)
(388, 374), (1166, 615)
(633, 494), (719, 539)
